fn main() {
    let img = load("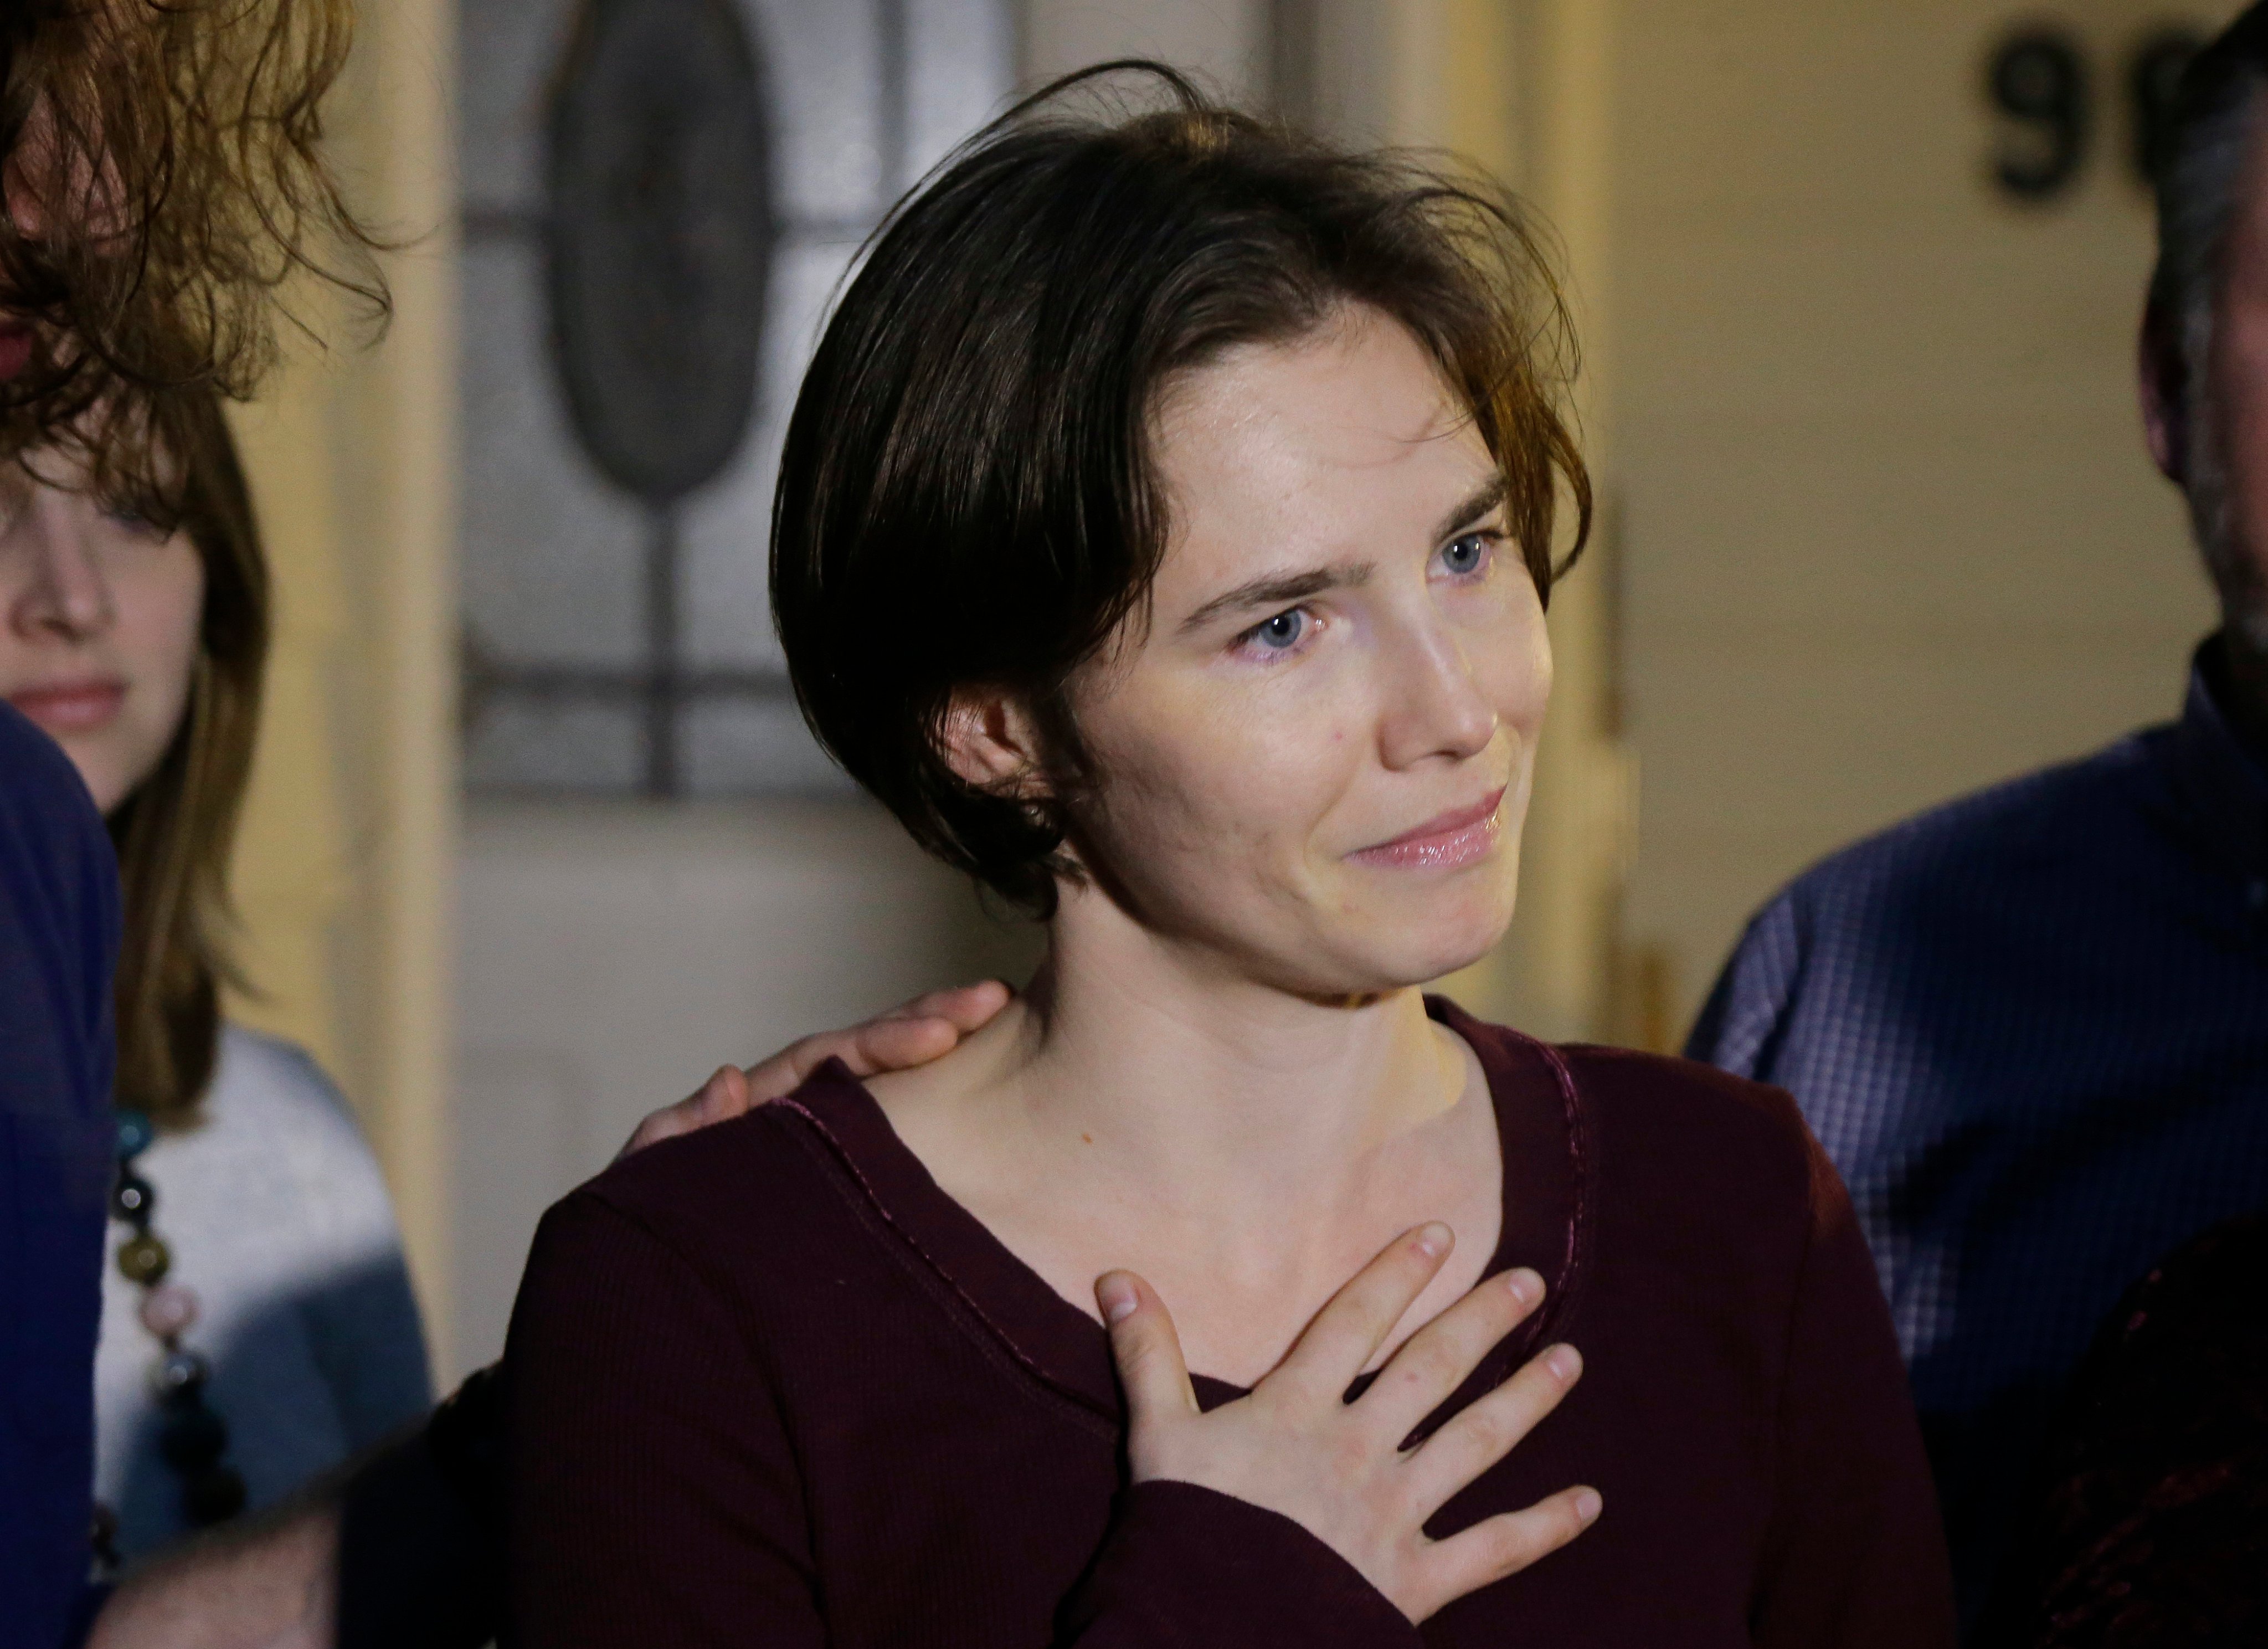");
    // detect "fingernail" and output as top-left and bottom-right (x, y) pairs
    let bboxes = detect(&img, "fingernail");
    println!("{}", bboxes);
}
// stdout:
(1097, 1275), (1139, 1326)
(1575, 1488), (1602, 1524)
(1504, 1267), (1542, 1307)
(1545, 1344), (1582, 1382)
(1415, 1222), (1452, 1257)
